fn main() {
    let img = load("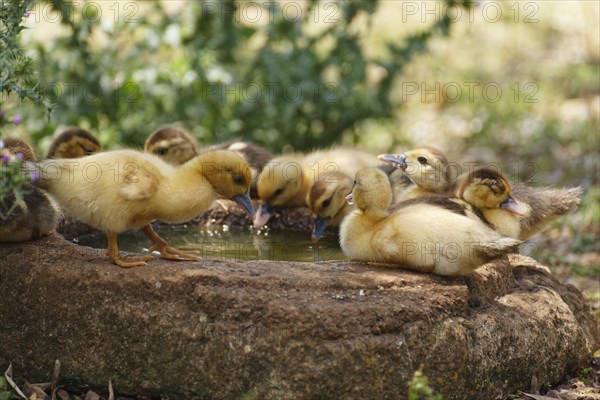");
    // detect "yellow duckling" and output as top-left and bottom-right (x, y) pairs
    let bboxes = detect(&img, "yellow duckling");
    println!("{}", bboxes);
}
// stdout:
(454, 168), (528, 239)
(306, 171), (354, 242)
(254, 148), (379, 228)
(47, 128), (102, 159)
(378, 147), (452, 200)
(144, 127), (198, 165)
(34, 149), (254, 267)
(1, 138), (61, 242)
(455, 168), (582, 240)
(209, 139), (273, 197)
(339, 168), (520, 276)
